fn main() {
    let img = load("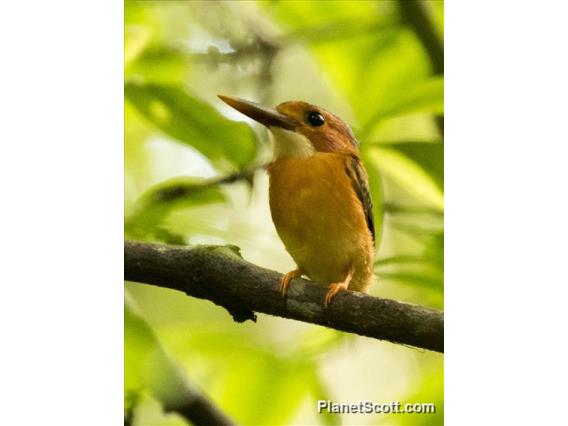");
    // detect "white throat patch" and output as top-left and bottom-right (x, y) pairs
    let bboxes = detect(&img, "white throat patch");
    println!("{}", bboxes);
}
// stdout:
(269, 127), (315, 159)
